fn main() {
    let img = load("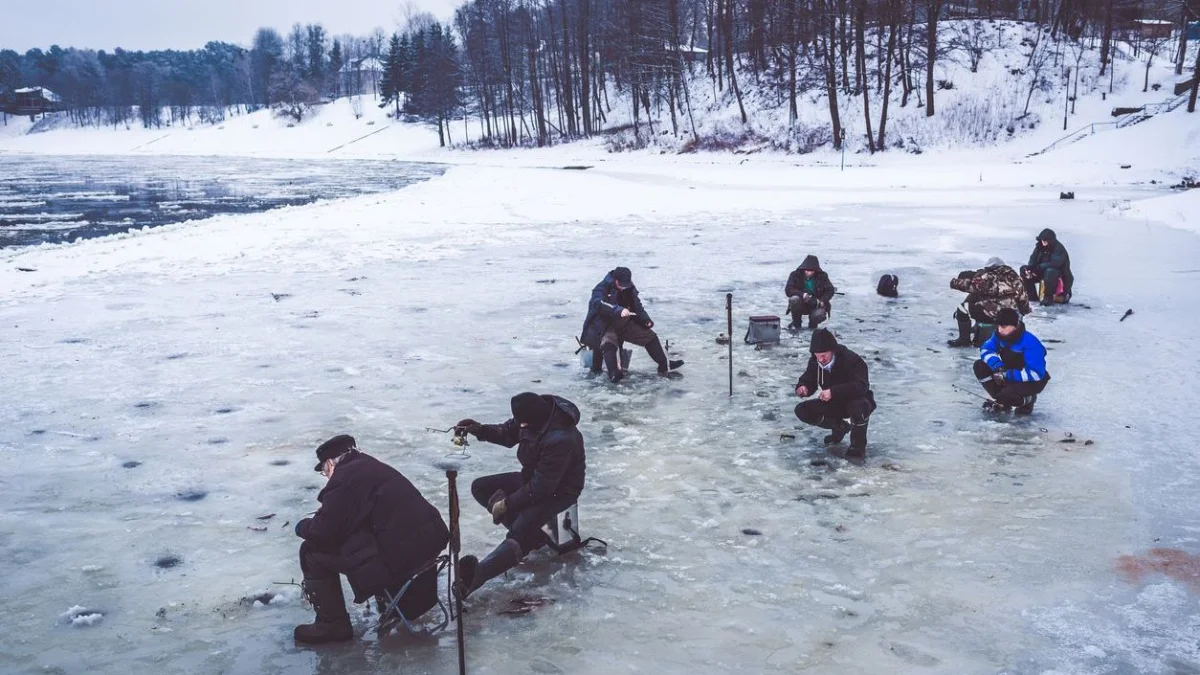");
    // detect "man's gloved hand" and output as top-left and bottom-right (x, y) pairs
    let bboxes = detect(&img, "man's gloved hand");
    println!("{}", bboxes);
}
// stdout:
(643, 319), (654, 329)
(455, 419), (483, 436)
(490, 497), (508, 525)
(991, 372), (1006, 385)
(295, 518), (310, 538)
